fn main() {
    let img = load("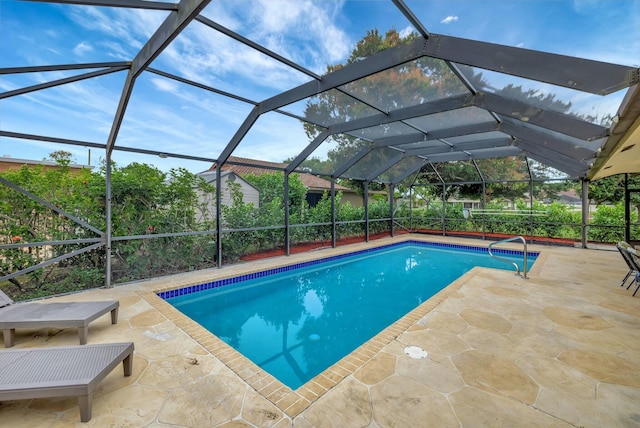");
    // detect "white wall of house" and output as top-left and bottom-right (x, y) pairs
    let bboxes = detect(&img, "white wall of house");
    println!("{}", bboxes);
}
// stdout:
(196, 171), (260, 220)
